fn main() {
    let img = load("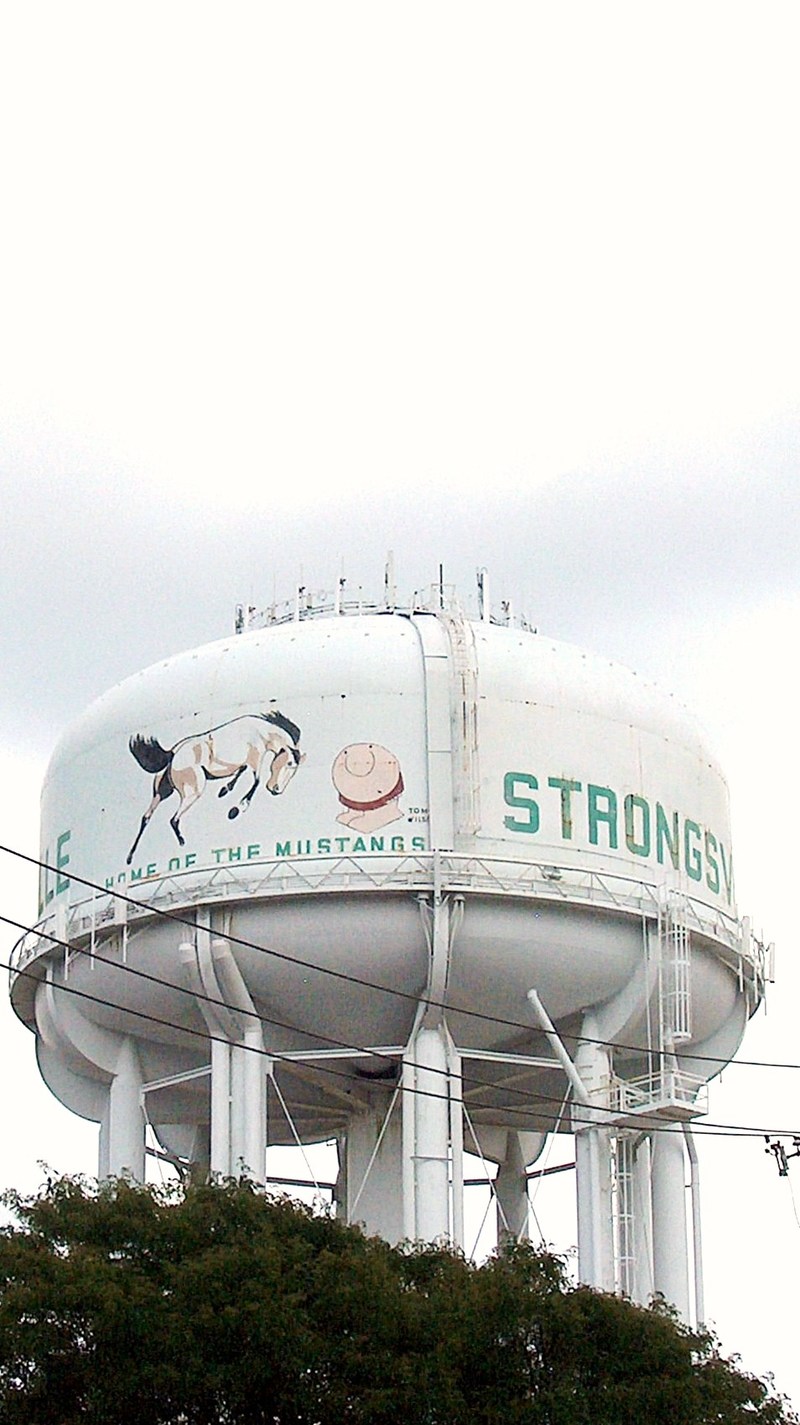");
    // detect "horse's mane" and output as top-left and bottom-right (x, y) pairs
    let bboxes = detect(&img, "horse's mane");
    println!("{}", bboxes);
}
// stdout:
(264, 710), (301, 746)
